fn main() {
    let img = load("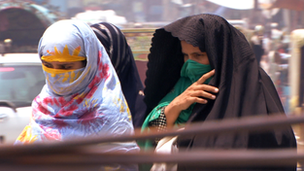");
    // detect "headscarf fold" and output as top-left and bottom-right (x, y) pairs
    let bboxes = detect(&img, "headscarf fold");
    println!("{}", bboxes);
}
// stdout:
(90, 22), (147, 128)
(144, 14), (296, 171)
(15, 20), (139, 156)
